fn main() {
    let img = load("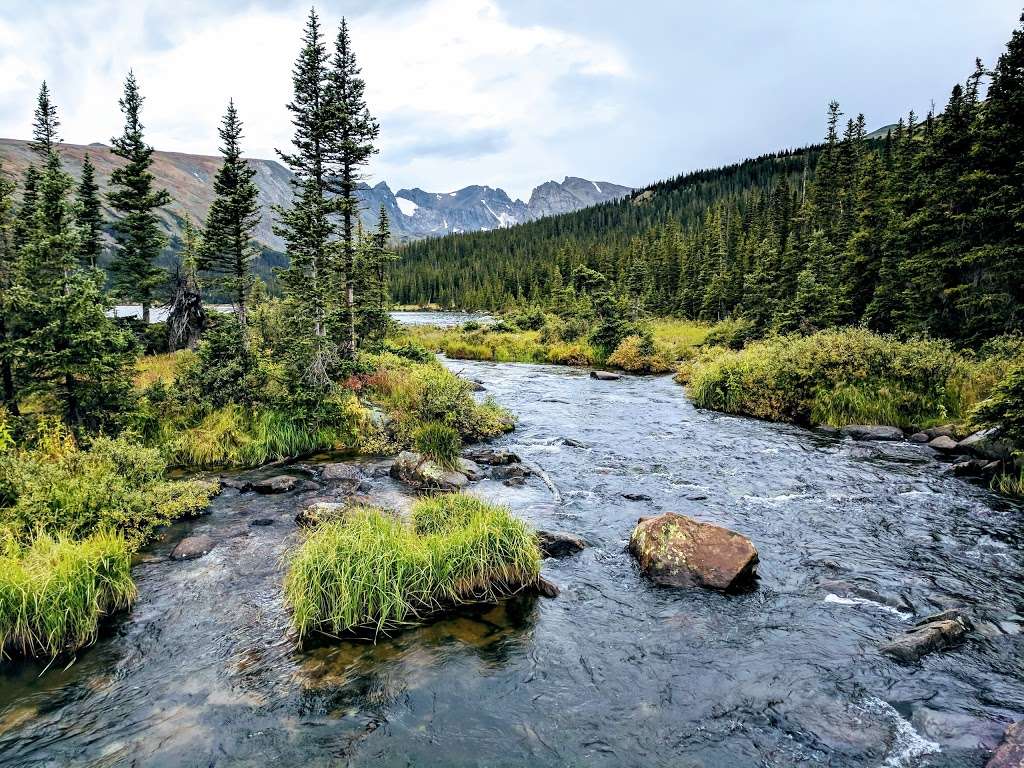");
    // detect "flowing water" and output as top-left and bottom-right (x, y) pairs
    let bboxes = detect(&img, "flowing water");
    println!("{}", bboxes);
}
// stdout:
(1, 360), (1023, 767)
